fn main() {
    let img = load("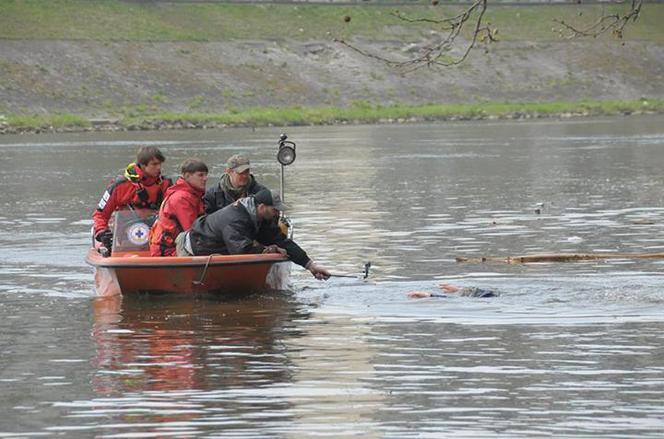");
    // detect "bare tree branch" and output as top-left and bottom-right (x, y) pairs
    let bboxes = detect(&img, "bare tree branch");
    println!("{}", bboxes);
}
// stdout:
(336, 0), (643, 72)
(554, 0), (641, 40)
(336, 0), (495, 72)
